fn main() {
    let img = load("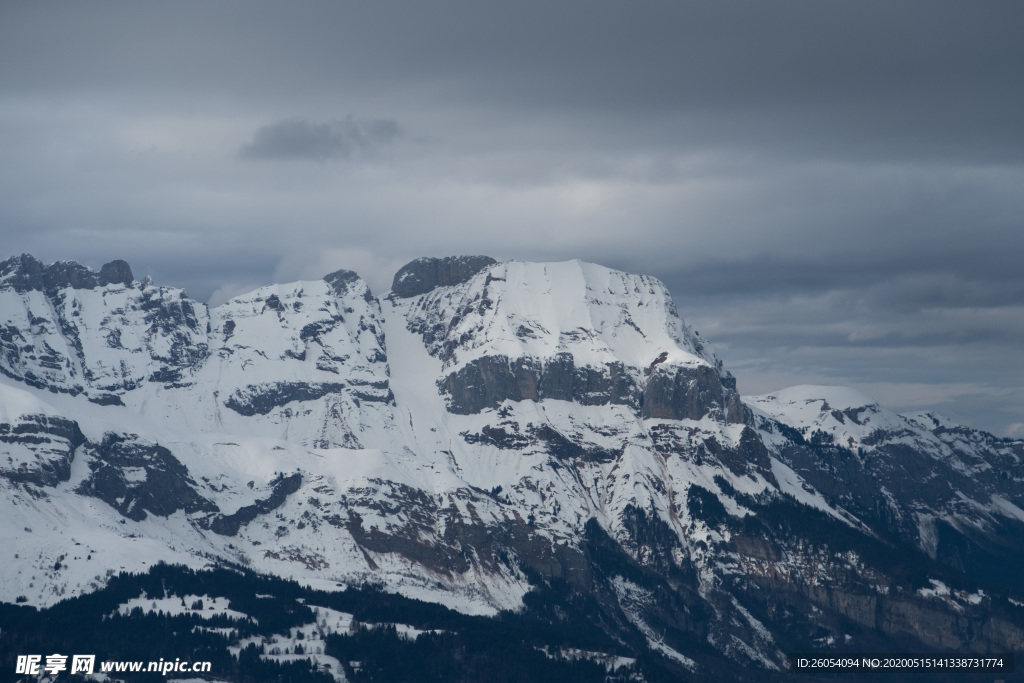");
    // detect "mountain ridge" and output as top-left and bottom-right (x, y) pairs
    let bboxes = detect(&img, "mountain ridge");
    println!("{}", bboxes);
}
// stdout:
(2, 252), (1023, 677)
